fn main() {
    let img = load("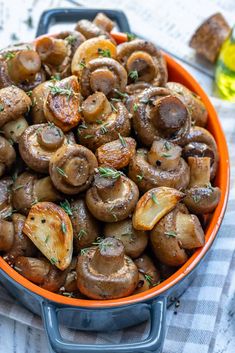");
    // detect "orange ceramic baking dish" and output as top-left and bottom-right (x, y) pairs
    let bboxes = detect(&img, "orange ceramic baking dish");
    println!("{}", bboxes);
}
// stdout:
(0, 8), (230, 353)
